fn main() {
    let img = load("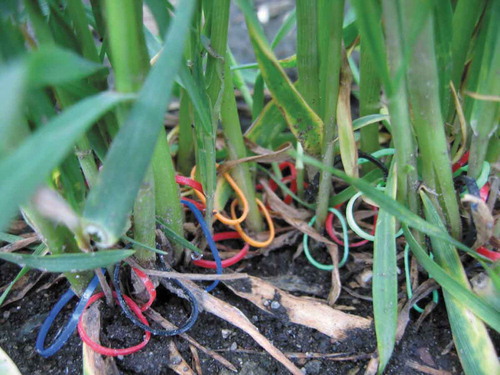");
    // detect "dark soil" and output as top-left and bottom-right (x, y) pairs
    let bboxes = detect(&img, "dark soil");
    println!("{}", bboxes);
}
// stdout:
(0, 244), (465, 375)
